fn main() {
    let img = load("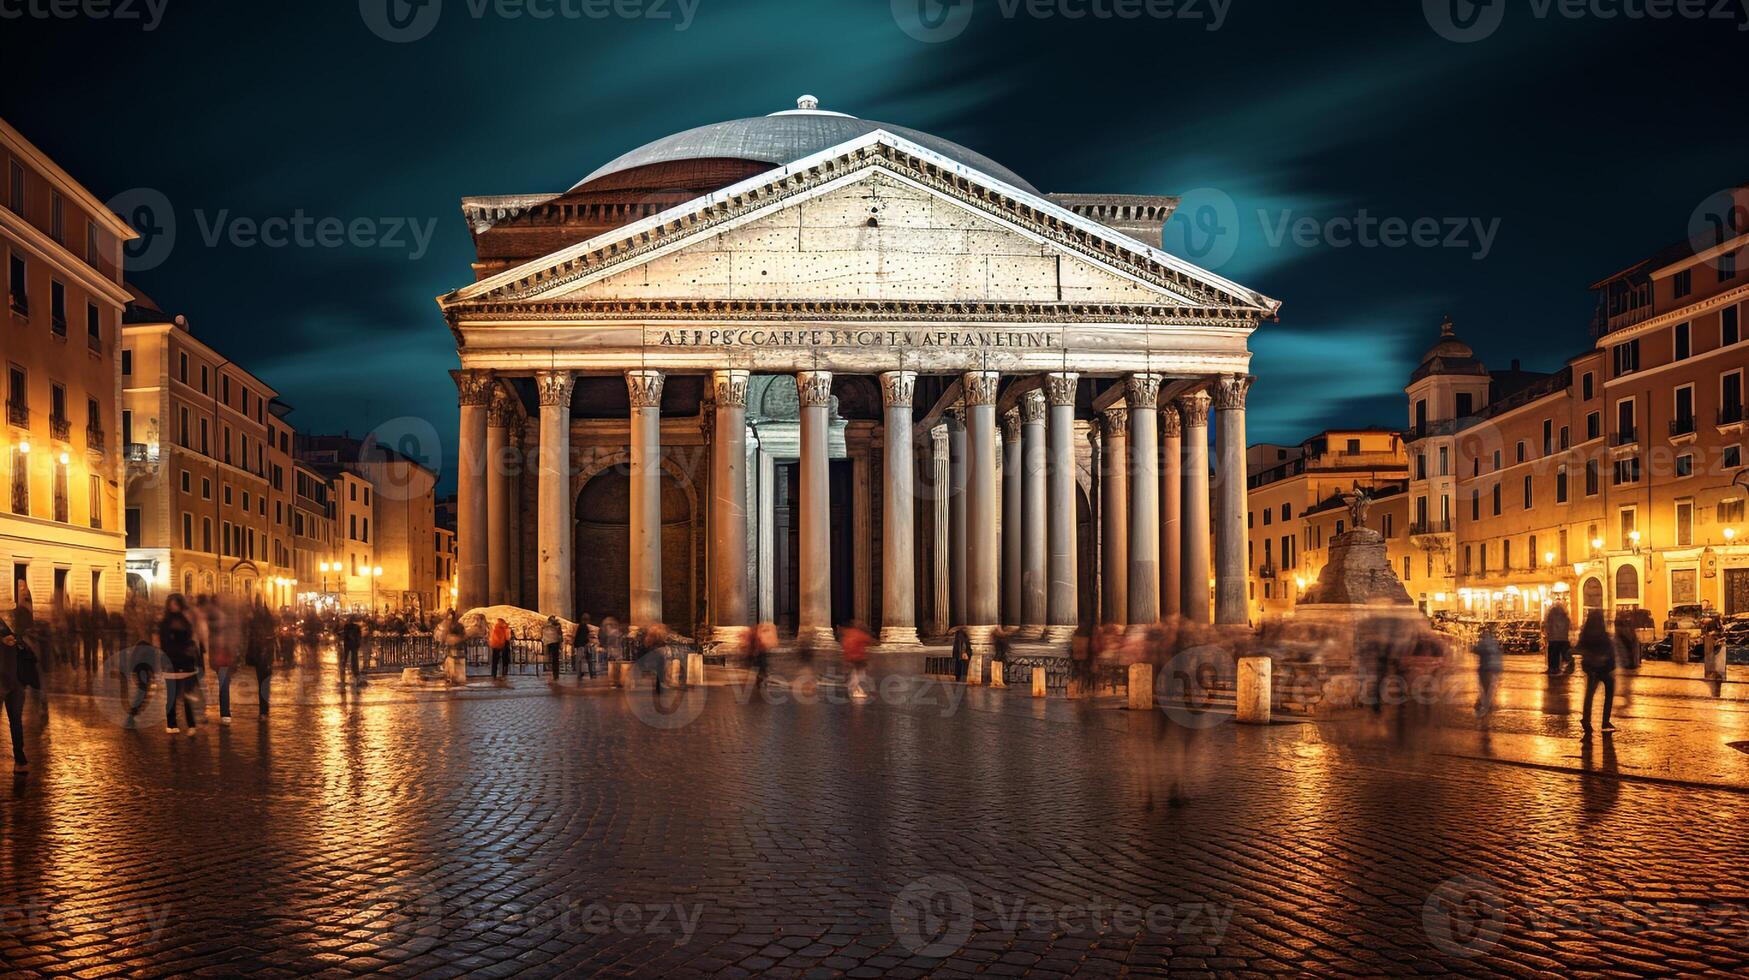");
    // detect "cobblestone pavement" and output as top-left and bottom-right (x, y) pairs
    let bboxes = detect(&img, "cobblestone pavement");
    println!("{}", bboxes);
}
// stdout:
(4, 649), (1749, 978)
